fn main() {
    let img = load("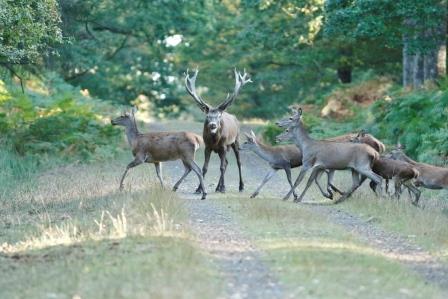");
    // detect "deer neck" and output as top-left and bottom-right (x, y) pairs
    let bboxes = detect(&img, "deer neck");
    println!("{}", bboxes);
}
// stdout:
(125, 120), (139, 147)
(292, 121), (314, 153)
(400, 153), (417, 165)
(253, 141), (276, 162)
